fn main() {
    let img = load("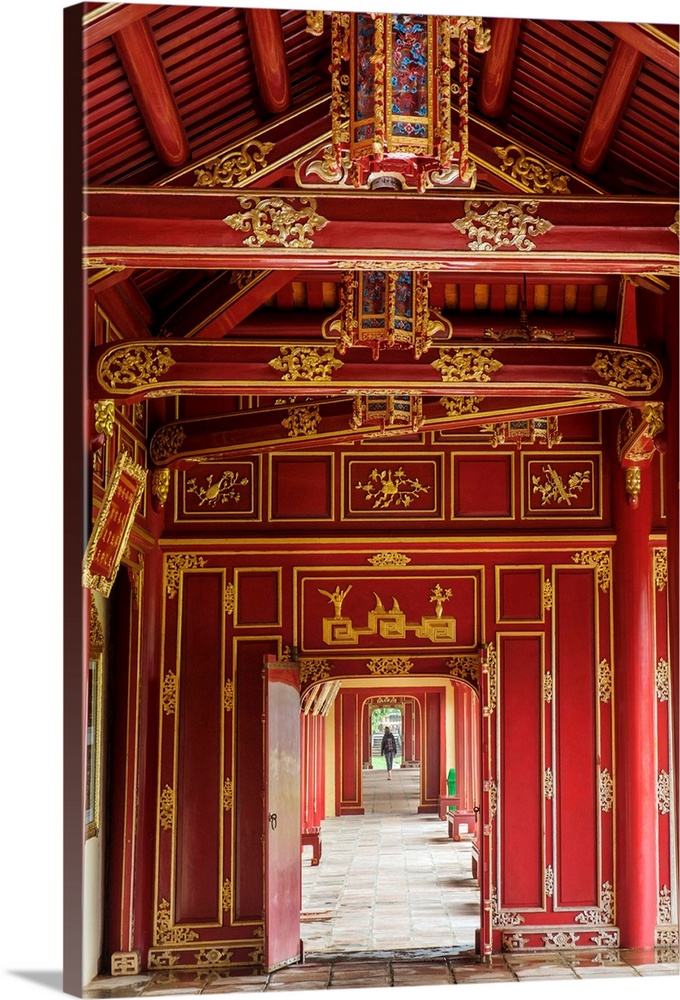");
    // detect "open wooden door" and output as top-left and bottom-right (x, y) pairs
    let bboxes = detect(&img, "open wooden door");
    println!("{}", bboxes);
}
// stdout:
(478, 641), (497, 960)
(264, 656), (302, 971)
